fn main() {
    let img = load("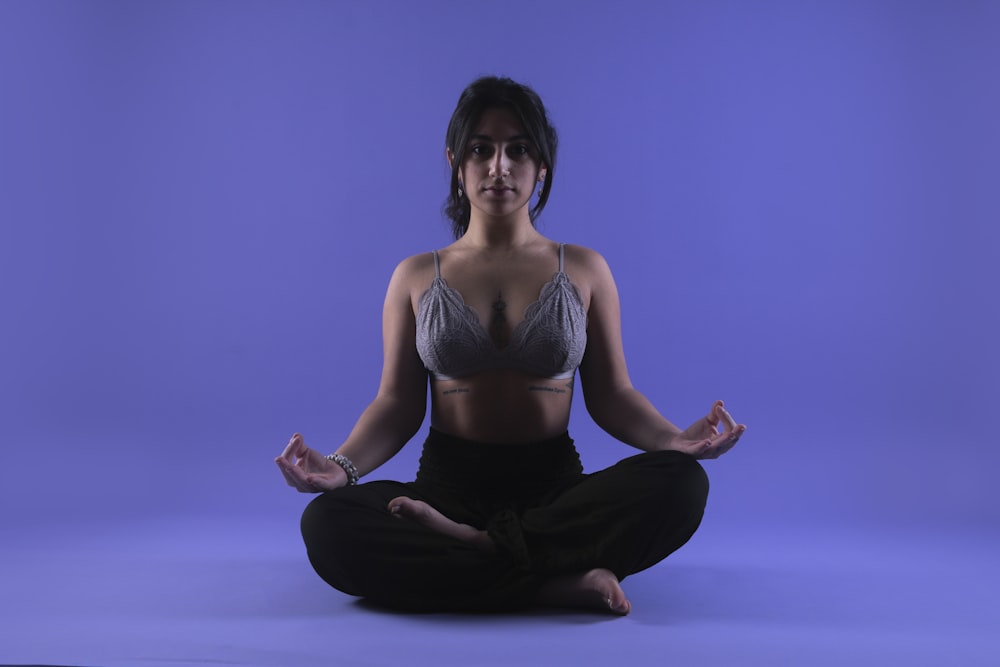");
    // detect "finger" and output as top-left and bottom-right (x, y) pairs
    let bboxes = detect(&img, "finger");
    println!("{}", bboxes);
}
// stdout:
(277, 433), (305, 463)
(713, 438), (737, 457)
(715, 426), (741, 446)
(706, 400), (724, 426)
(717, 405), (738, 433)
(697, 438), (715, 457)
(709, 425), (745, 456)
(275, 458), (303, 488)
(699, 439), (726, 459)
(278, 457), (319, 492)
(687, 417), (716, 441)
(285, 434), (331, 472)
(288, 437), (321, 472)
